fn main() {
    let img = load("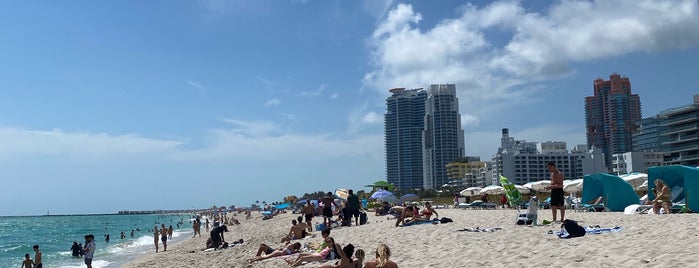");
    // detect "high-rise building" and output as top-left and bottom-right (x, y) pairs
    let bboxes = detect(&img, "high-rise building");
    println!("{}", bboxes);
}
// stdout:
(661, 94), (699, 166)
(632, 116), (666, 152)
(611, 152), (664, 174)
(423, 84), (465, 189)
(585, 73), (642, 171)
(384, 88), (428, 190)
